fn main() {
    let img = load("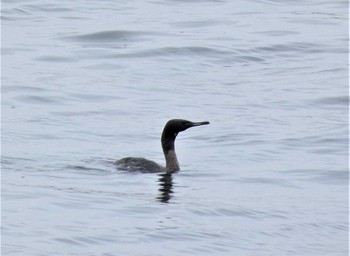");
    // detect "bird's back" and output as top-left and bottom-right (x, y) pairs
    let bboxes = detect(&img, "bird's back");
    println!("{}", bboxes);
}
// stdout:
(115, 157), (165, 173)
